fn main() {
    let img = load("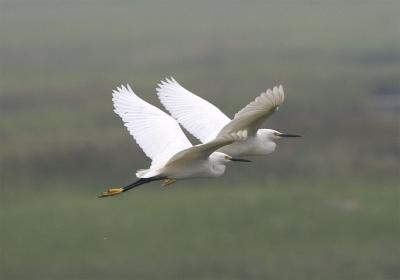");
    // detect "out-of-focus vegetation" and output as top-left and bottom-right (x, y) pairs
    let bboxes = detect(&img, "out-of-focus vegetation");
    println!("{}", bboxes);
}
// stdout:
(2, 181), (399, 280)
(1, 1), (399, 279)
